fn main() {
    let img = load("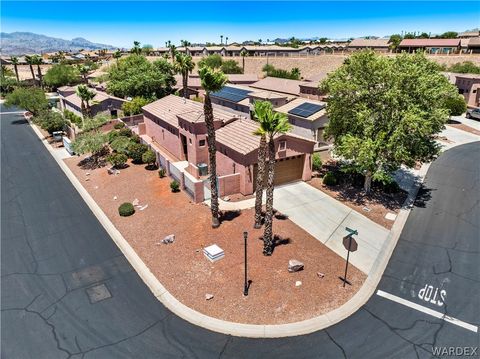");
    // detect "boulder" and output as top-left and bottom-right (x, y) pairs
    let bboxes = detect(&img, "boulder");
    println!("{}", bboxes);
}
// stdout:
(288, 259), (304, 273)
(317, 272), (325, 278)
(295, 281), (302, 287)
(205, 293), (214, 300)
(161, 234), (175, 244)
